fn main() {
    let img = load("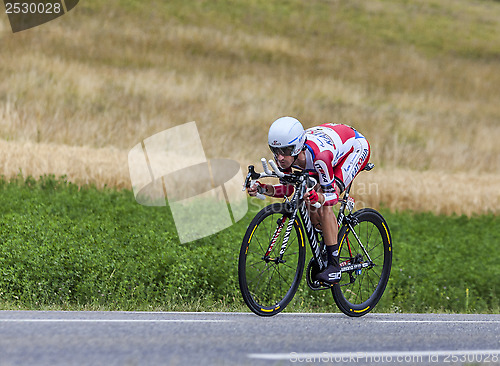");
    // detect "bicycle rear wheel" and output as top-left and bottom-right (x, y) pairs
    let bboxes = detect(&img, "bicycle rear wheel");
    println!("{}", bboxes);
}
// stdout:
(332, 208), (392, 317)
(239, 203), (306, 316)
